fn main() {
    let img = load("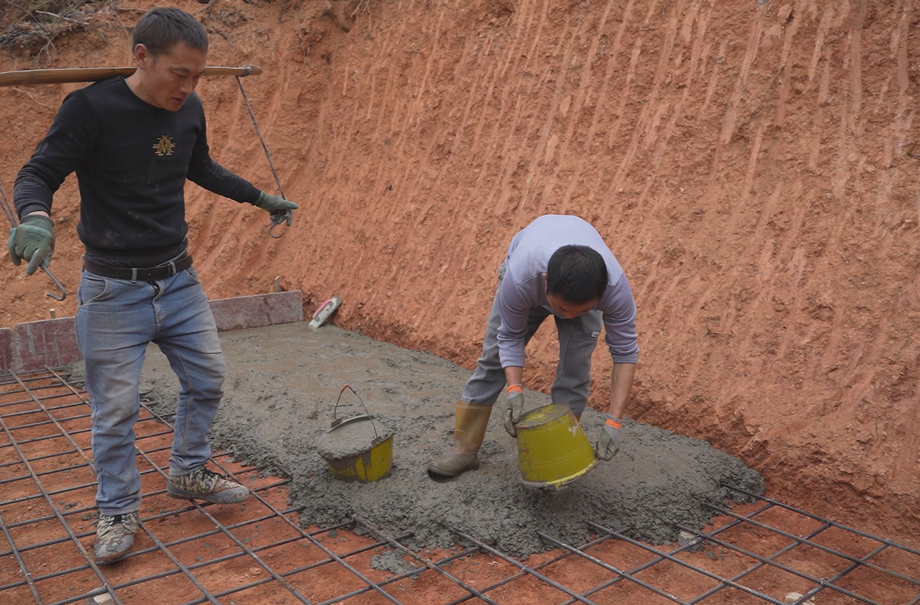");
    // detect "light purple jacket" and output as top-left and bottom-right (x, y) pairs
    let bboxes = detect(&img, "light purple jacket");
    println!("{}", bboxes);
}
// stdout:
(498, 215), (639, 367)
